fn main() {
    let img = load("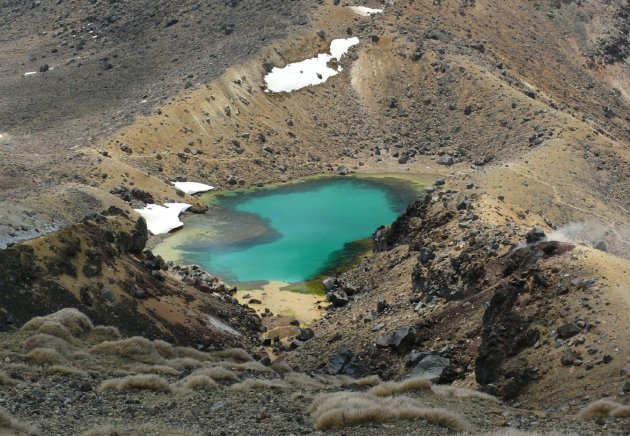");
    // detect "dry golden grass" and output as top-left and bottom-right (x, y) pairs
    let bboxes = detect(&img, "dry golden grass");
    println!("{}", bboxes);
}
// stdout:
(215, 360), (272, 373)
(431, 385), (500, 403)
(321, 374), (381, 387)
(175, 346), (213, 361)
(284, 372), (325, 389)
(24, 334), (73, 356)
(90, 337), (161, 362)
(177, 374), (217, 390)
(191, 367), (239, 382)
(164, 357), (203, 370)
(270, 360), (293, 375)
(309, 392), (469, 431)
(46, 365), (88, 377)
(99, 374), (172, 392)
(153, 339), (177, 359)
(88, 326), (121, 342)
(26, 347), (62, 365)
(210, 348), (253, 362)
(130, 364), (181, 376)
(368, 377), (432, 397)
(230, 378), (291, 392)
(0, 371), (17, 385)
(577, 399), (630, 419)
(34, 320), (73, 341)
(22, 308), (93, 337)
(0, 409), (34, 435)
